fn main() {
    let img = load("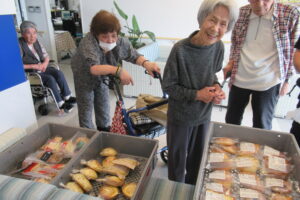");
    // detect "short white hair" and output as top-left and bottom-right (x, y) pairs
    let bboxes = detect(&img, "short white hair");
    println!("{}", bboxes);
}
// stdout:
(197, 0), (238, 32)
